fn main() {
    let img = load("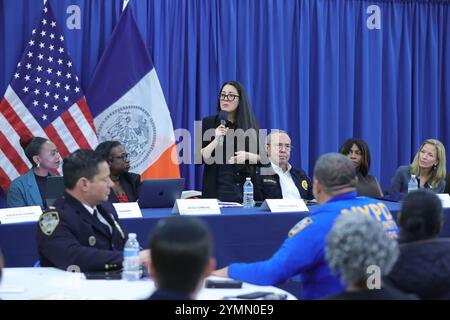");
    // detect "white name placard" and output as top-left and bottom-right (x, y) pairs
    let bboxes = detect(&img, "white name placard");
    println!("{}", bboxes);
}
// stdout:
(0, 206), (43, 224)
(112, 202), (143, 219)
(260, 199), (309, 213)
(437, 194), (450, 209)
(172, 199), (221, 215)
